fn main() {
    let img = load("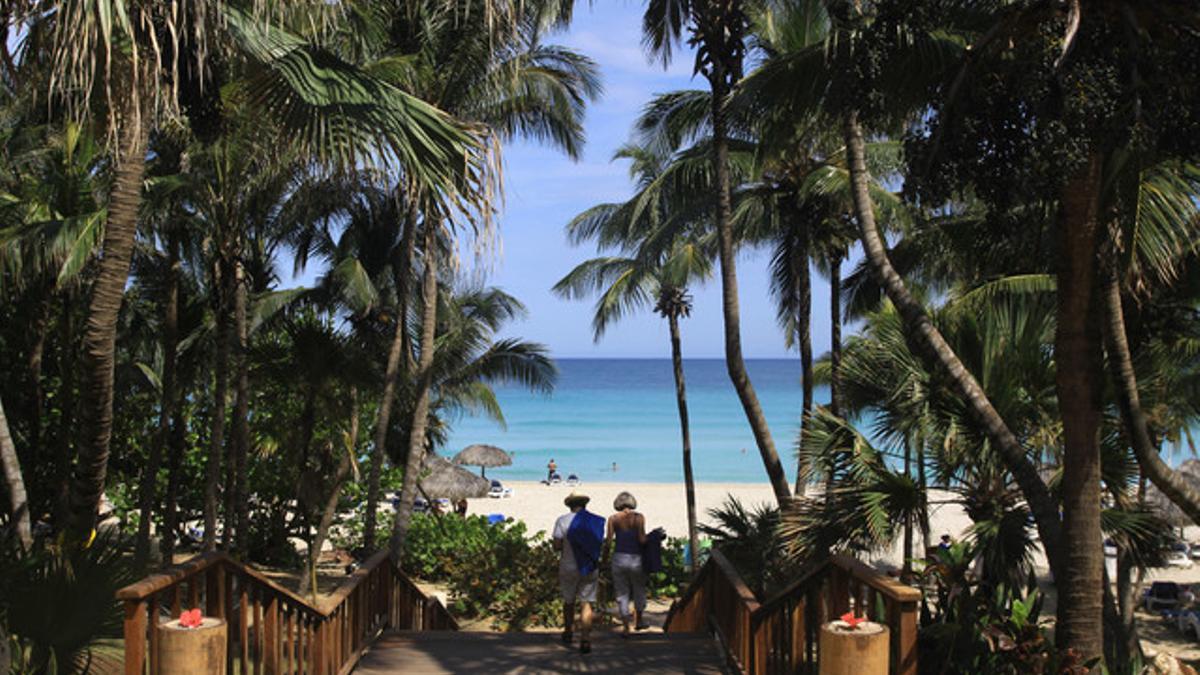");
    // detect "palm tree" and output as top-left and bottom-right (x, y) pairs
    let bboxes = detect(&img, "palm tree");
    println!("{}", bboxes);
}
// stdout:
(643, 0), (792, 504)
(0, 395), (31, 550)
(15, 0), (483, 543)
(555, 142), (712, 569)
(380, 0), (600, 556)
